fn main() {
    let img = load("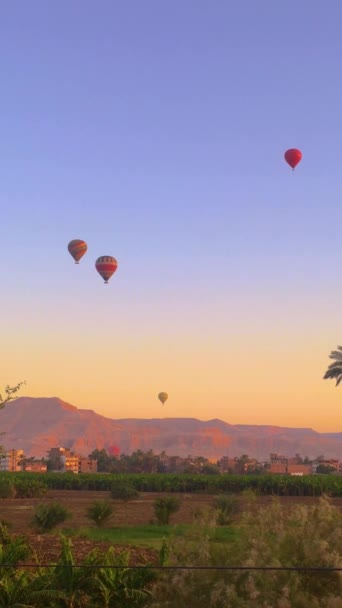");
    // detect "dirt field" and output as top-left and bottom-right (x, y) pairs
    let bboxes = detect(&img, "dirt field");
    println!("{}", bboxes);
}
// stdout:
(0, 490), (215, 533)
(2, 490), (342, 564)
(2, 490), (342, 534)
